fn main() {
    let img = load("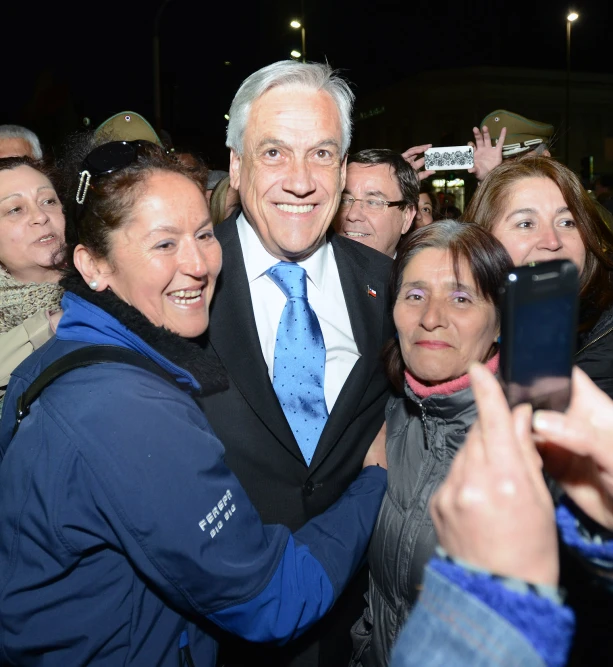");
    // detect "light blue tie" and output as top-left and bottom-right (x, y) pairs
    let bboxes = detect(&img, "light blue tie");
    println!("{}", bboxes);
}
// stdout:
(267, 262), (328, 465)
